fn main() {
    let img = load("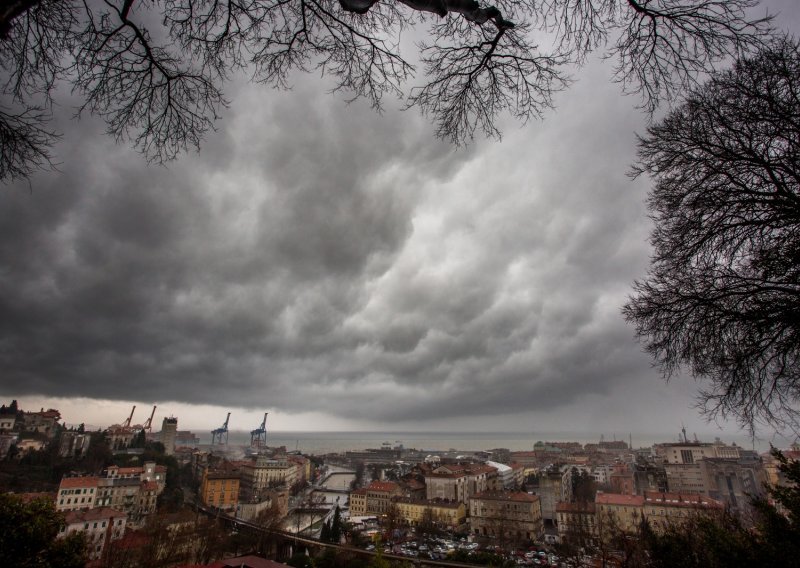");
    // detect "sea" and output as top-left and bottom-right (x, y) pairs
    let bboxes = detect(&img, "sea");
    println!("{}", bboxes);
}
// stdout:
(203, 430), (791, 455)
